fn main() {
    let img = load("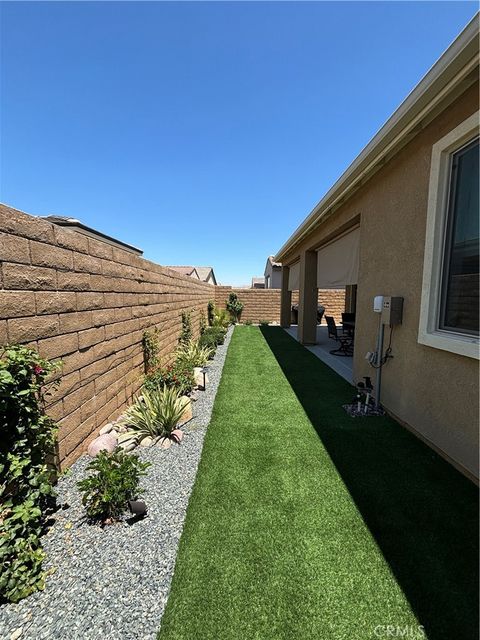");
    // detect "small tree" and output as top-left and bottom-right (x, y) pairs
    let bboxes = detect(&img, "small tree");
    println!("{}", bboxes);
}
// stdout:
(179, 311), (193, 345)
(226, 292), (244, 323)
